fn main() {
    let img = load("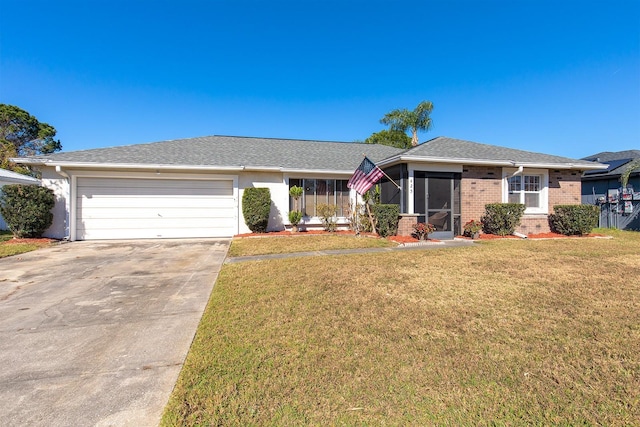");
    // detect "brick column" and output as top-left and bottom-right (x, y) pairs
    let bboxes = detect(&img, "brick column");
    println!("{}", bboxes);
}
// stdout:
(397, 214), (419, 236)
